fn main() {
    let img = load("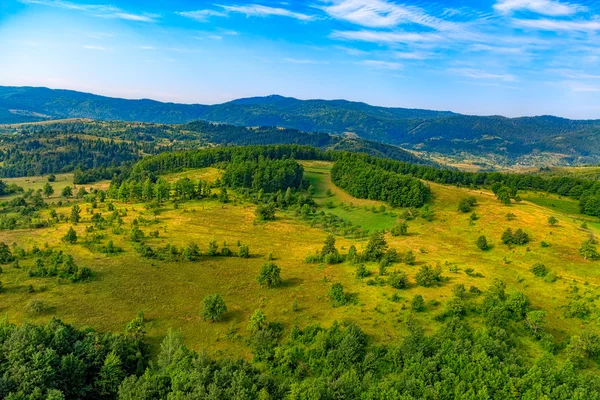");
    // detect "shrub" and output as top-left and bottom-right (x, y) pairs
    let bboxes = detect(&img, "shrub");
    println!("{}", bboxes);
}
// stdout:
(202, 294), (227, 322)
(402, 250), (416, 265)
(391, 222), (408, 236)
(328, 283), (348, 307)
(476, 235), (488, 250)
(355, 264), (369, 279)
(257, 263), (282, 288)
(530, 263), (549, 277)
(238, 244), (250, 258)
(415, 265), (443, 287)
(388, 271), (409, 289)
(411, 295), (425, 312)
